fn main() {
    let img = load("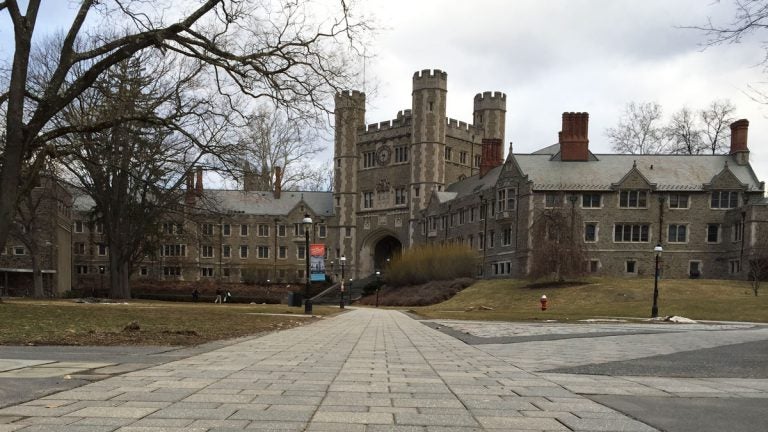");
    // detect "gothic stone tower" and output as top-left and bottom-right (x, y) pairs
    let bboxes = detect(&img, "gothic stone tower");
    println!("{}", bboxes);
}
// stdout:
(332, 70), (506, 277)
(409, 69), (448, 242)
(333, 90), (365, 270)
